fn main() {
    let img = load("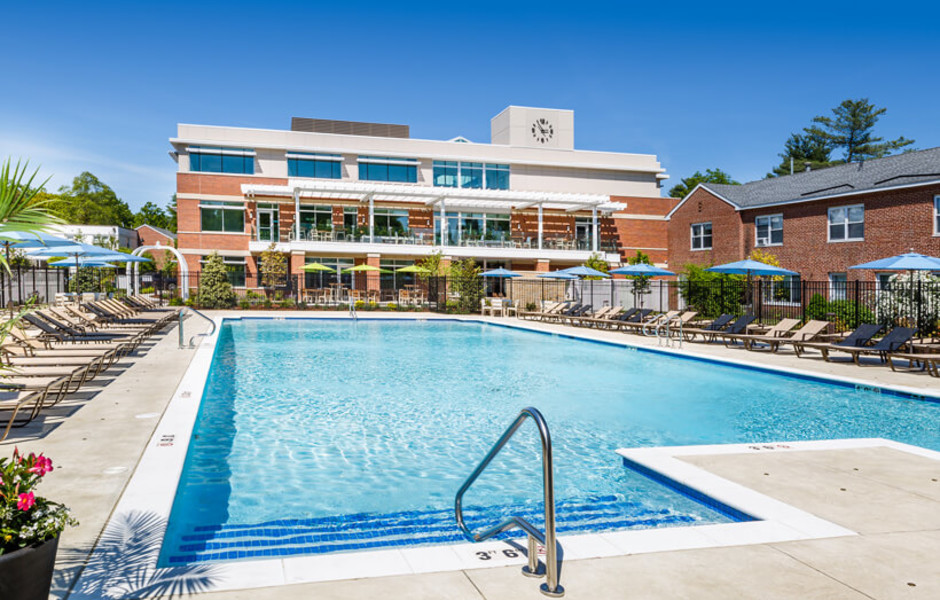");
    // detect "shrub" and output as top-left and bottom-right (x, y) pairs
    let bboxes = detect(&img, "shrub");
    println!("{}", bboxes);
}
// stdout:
(278, 299), (294, 309)
(806, 293), (876, 330)
(525, 302), (538, 312)
(449, 258), (484, 313)
(168, 297), (184, 307)
(140, 286), (155, 294)
(354, 300), (366, 310)
(238, 298), (251, 310)
(197, 252), (236, 309)
(385, 302), (398, 311)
